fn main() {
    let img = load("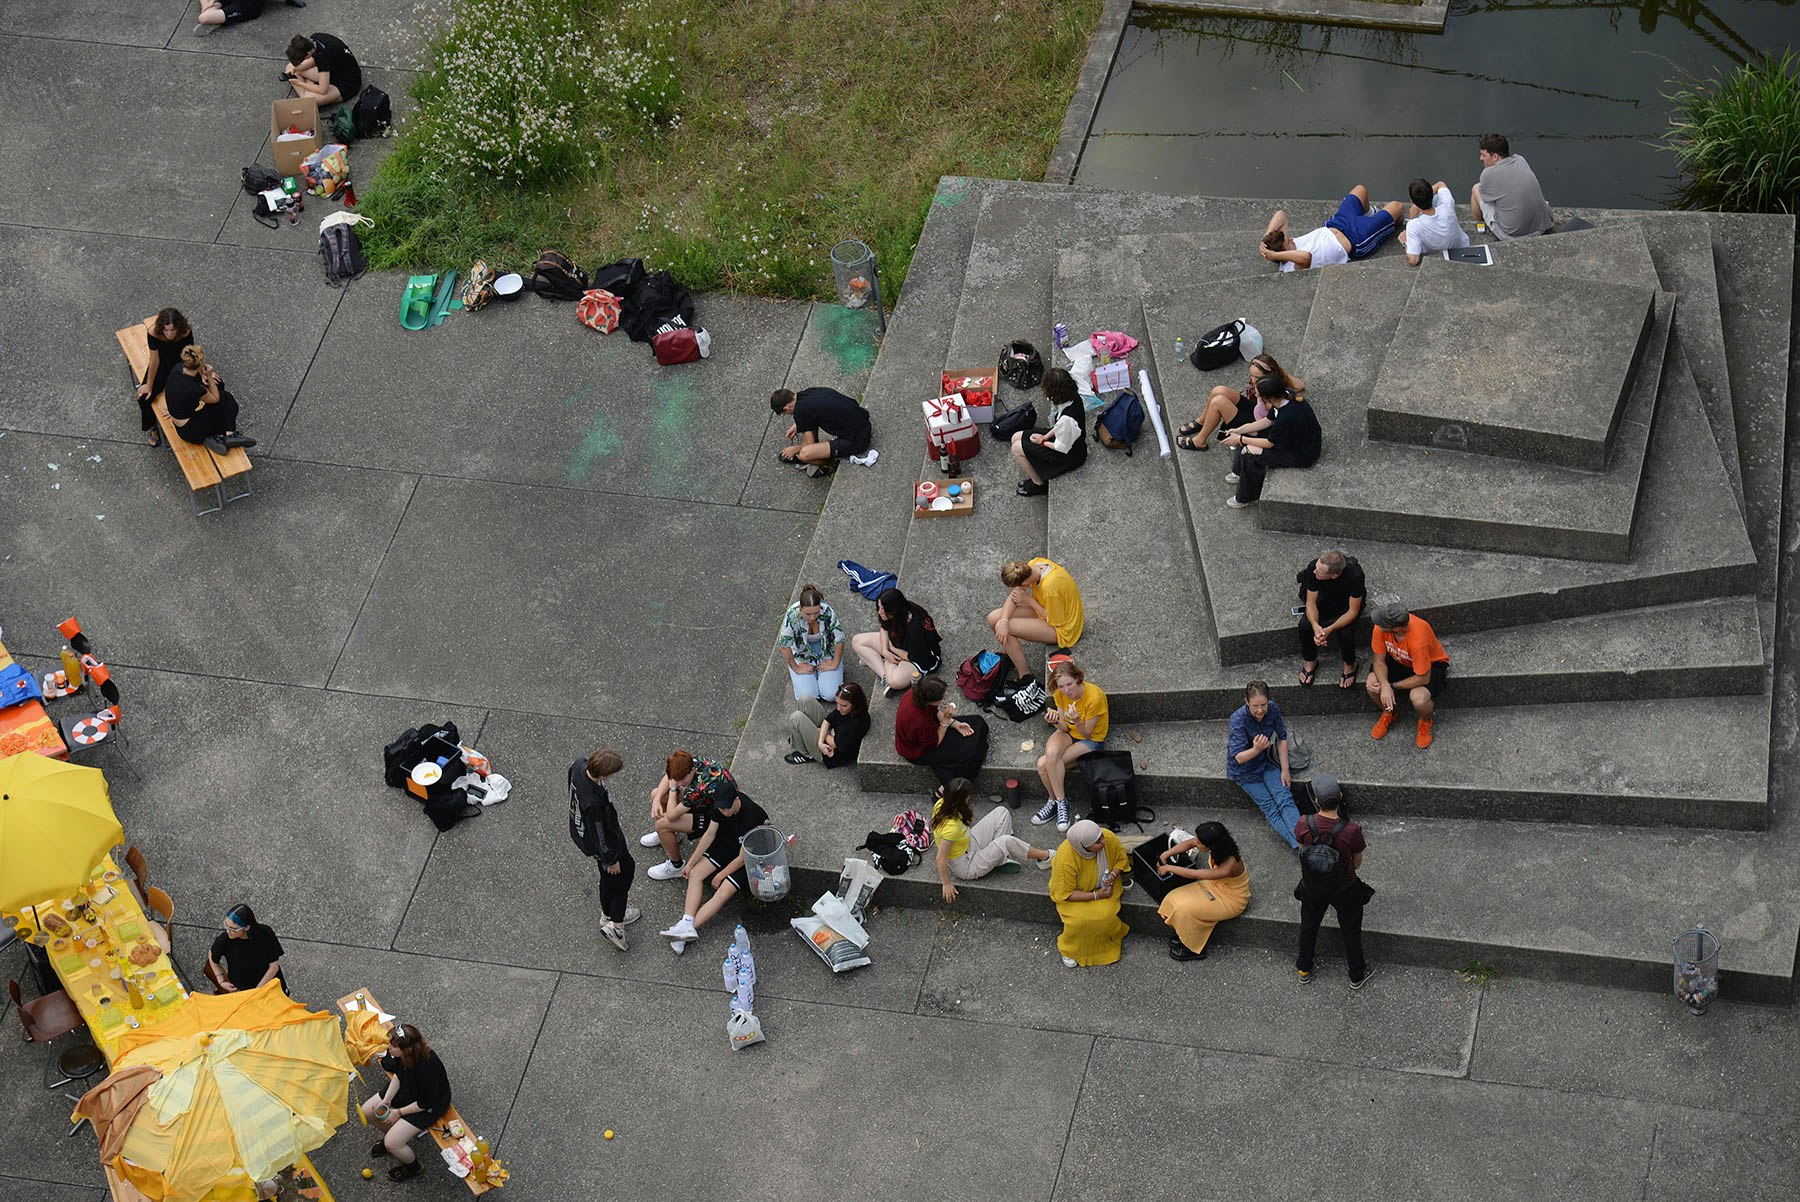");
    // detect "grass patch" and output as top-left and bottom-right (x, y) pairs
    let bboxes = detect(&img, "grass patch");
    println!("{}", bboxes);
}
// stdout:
(1664, 49), (1800, 214)
(361, 0), (1103, 300)
(1456, 960), (1500, 987)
